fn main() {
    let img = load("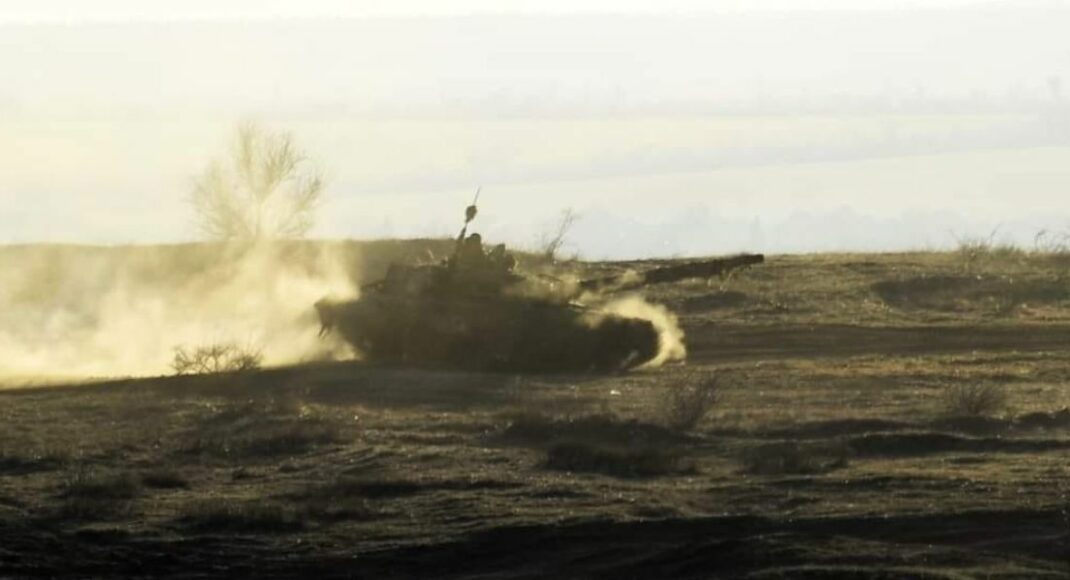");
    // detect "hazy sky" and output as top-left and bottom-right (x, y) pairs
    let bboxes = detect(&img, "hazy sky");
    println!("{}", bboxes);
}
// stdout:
(0, 0), (1025, 21)
(1, 3), (1069, 256)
